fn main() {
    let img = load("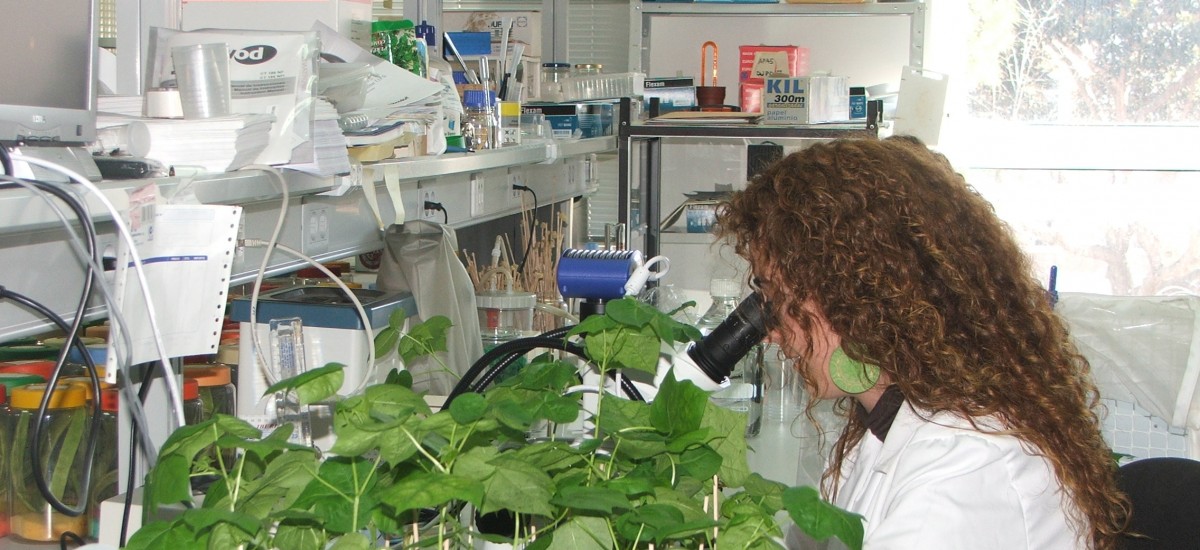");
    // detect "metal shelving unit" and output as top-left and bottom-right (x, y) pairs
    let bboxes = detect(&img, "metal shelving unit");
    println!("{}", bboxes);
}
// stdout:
(616, 98), (876, 263)
(0, 137), (614, 341)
